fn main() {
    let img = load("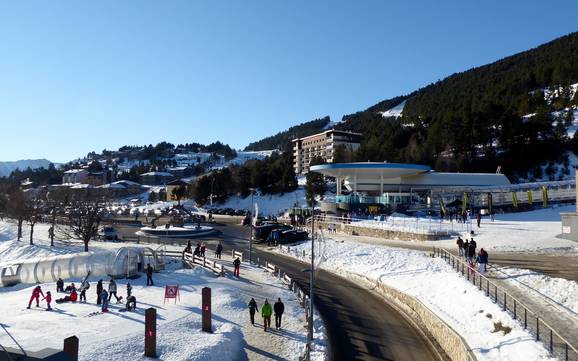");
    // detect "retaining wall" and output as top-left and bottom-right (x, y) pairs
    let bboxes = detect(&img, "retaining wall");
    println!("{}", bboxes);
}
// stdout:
(316, 221), (442, 241)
